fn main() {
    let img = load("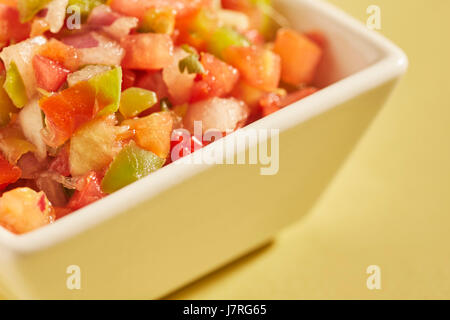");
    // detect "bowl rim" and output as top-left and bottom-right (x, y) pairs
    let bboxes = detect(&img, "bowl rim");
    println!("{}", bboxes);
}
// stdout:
(0, 0), (408, 253)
